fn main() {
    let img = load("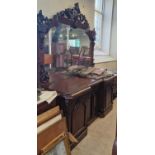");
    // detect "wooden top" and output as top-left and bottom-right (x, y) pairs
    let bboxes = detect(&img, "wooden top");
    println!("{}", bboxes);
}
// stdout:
(42, 72), (115, 98)
(47, 72), (94, 98)
(43, 72), (103, 96)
